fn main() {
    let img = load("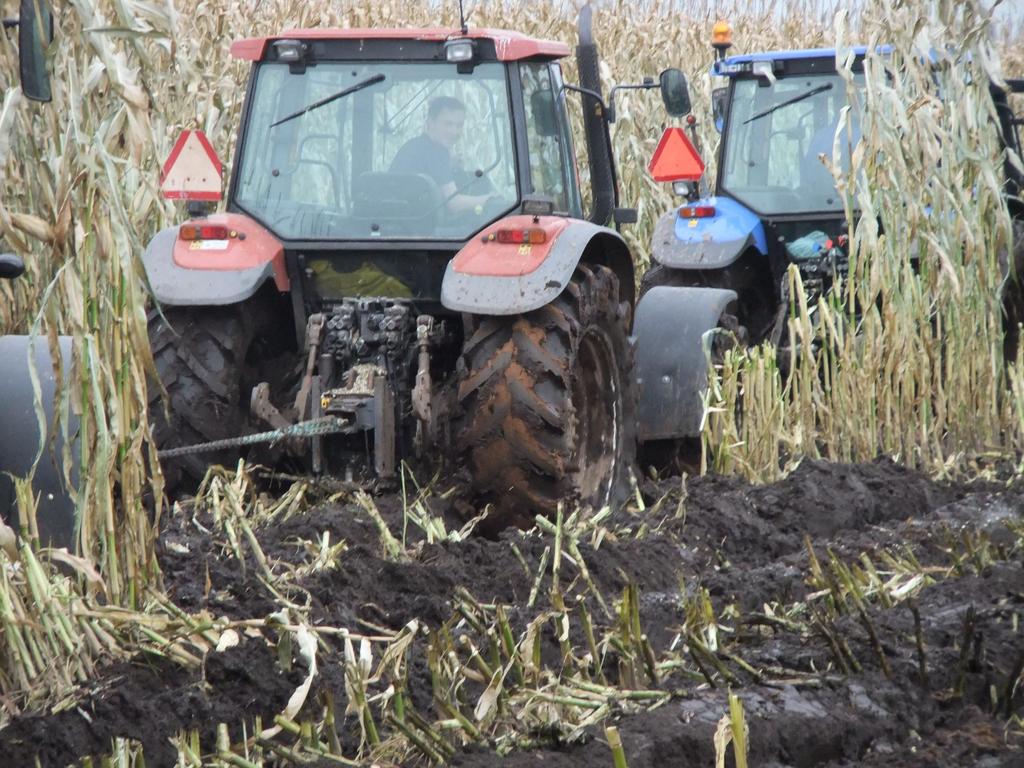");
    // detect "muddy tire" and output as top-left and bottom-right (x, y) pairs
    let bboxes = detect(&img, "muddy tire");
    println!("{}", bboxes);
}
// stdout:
(638, 262), (693, 299)
(455, 264), (637, 530)
(148, 305), (257, 492)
